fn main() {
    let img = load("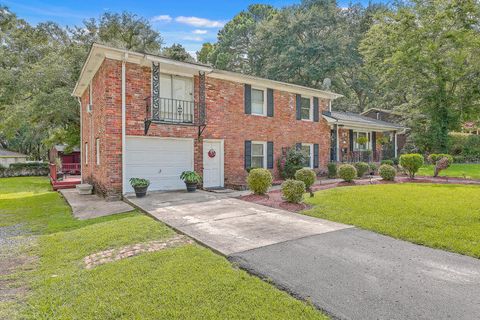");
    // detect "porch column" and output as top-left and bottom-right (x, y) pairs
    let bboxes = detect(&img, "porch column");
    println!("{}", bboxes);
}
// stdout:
(393, 131), (398, 158)
(335, 124), (339, 161)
